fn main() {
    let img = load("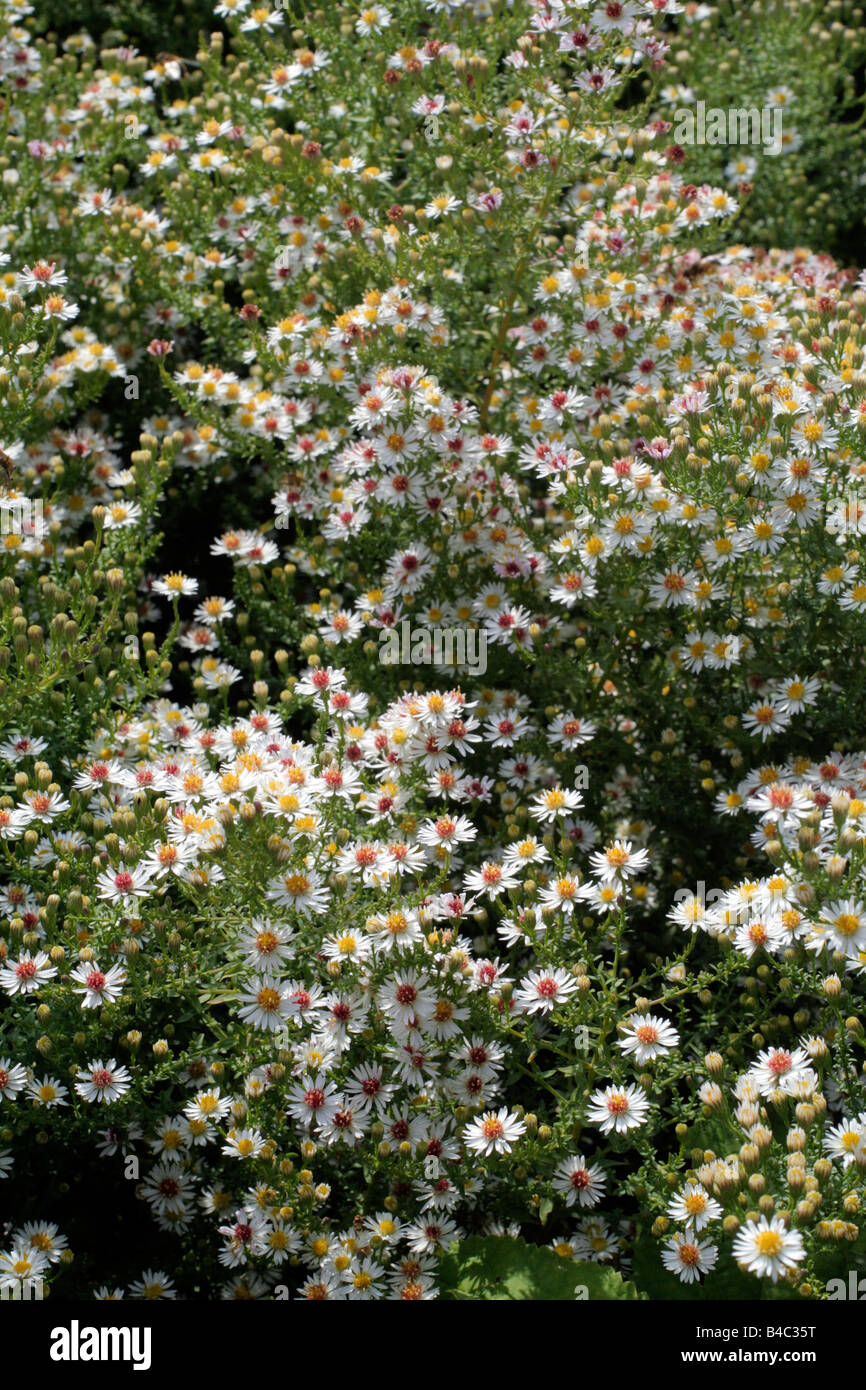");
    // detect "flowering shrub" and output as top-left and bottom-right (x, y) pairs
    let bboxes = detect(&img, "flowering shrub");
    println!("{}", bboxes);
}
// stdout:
(654, 0), (866, 258)
(1, 0), (866, 1304)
